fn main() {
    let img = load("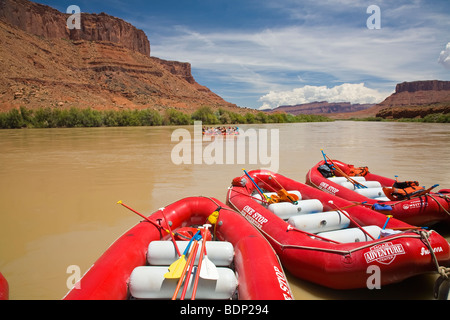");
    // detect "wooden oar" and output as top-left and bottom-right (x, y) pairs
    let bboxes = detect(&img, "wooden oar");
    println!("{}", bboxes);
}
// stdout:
(165, 230), (201, 280)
